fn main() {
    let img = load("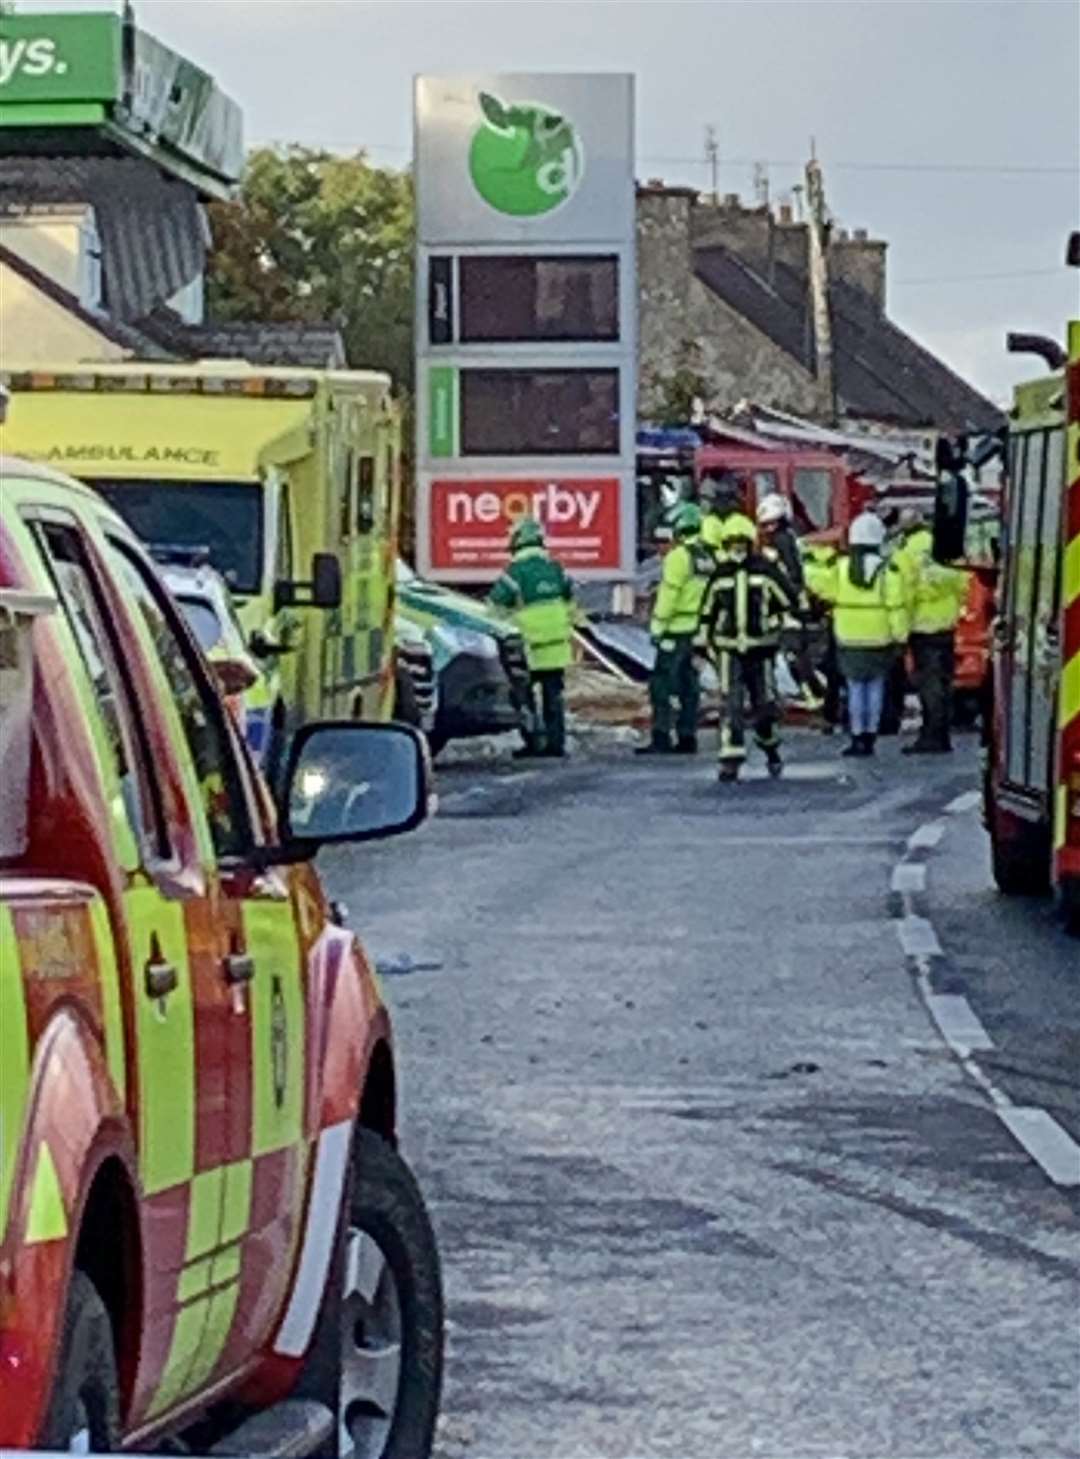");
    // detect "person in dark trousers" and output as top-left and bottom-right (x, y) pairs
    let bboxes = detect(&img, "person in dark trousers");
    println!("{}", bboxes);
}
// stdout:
(637, 502), (715, 755)
(700, 515), (799, 782)
(893, 519), (969, 754)
(489, 517), (576, 758)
